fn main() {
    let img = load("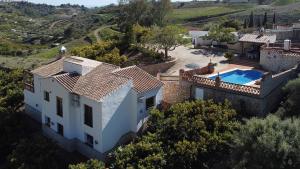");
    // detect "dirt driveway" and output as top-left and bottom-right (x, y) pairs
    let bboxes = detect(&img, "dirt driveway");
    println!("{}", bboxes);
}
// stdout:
(165, 46), (229, 75)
